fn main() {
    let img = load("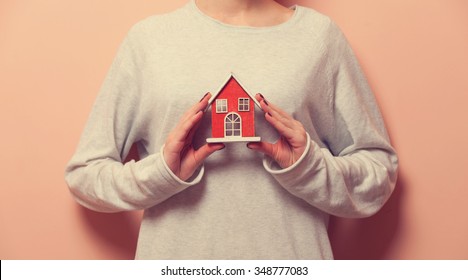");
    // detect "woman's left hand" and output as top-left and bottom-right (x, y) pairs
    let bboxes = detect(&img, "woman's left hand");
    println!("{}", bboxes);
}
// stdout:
(247, 94), (308, 169)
